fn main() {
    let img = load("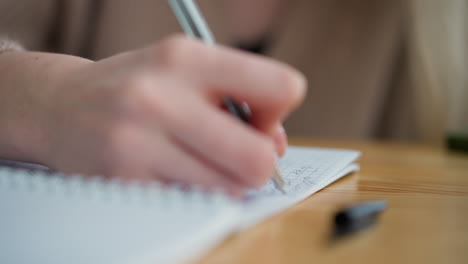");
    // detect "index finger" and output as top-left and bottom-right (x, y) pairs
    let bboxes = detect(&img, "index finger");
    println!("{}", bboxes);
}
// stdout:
(152, 36), (307, 134)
